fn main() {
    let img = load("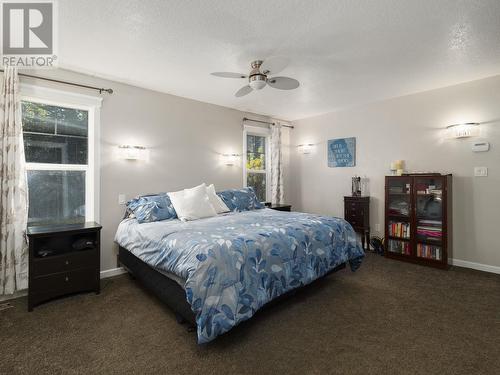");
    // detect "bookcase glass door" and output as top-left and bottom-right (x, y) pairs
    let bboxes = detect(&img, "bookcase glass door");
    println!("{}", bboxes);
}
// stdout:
(386, 177), (412, 256)
(415, 177), (443, 261)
